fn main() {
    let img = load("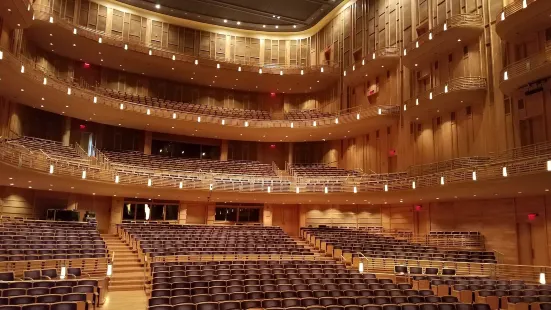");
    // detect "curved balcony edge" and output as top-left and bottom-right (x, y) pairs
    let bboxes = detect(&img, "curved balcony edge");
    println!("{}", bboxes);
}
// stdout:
(496, 0), (551, 42)
(500, 45), (551, 94)
(0, 49), (399, 142)
(403, 77), (487, 119)
(0, 0), (33, 29)
(343, 47), (400, 85)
